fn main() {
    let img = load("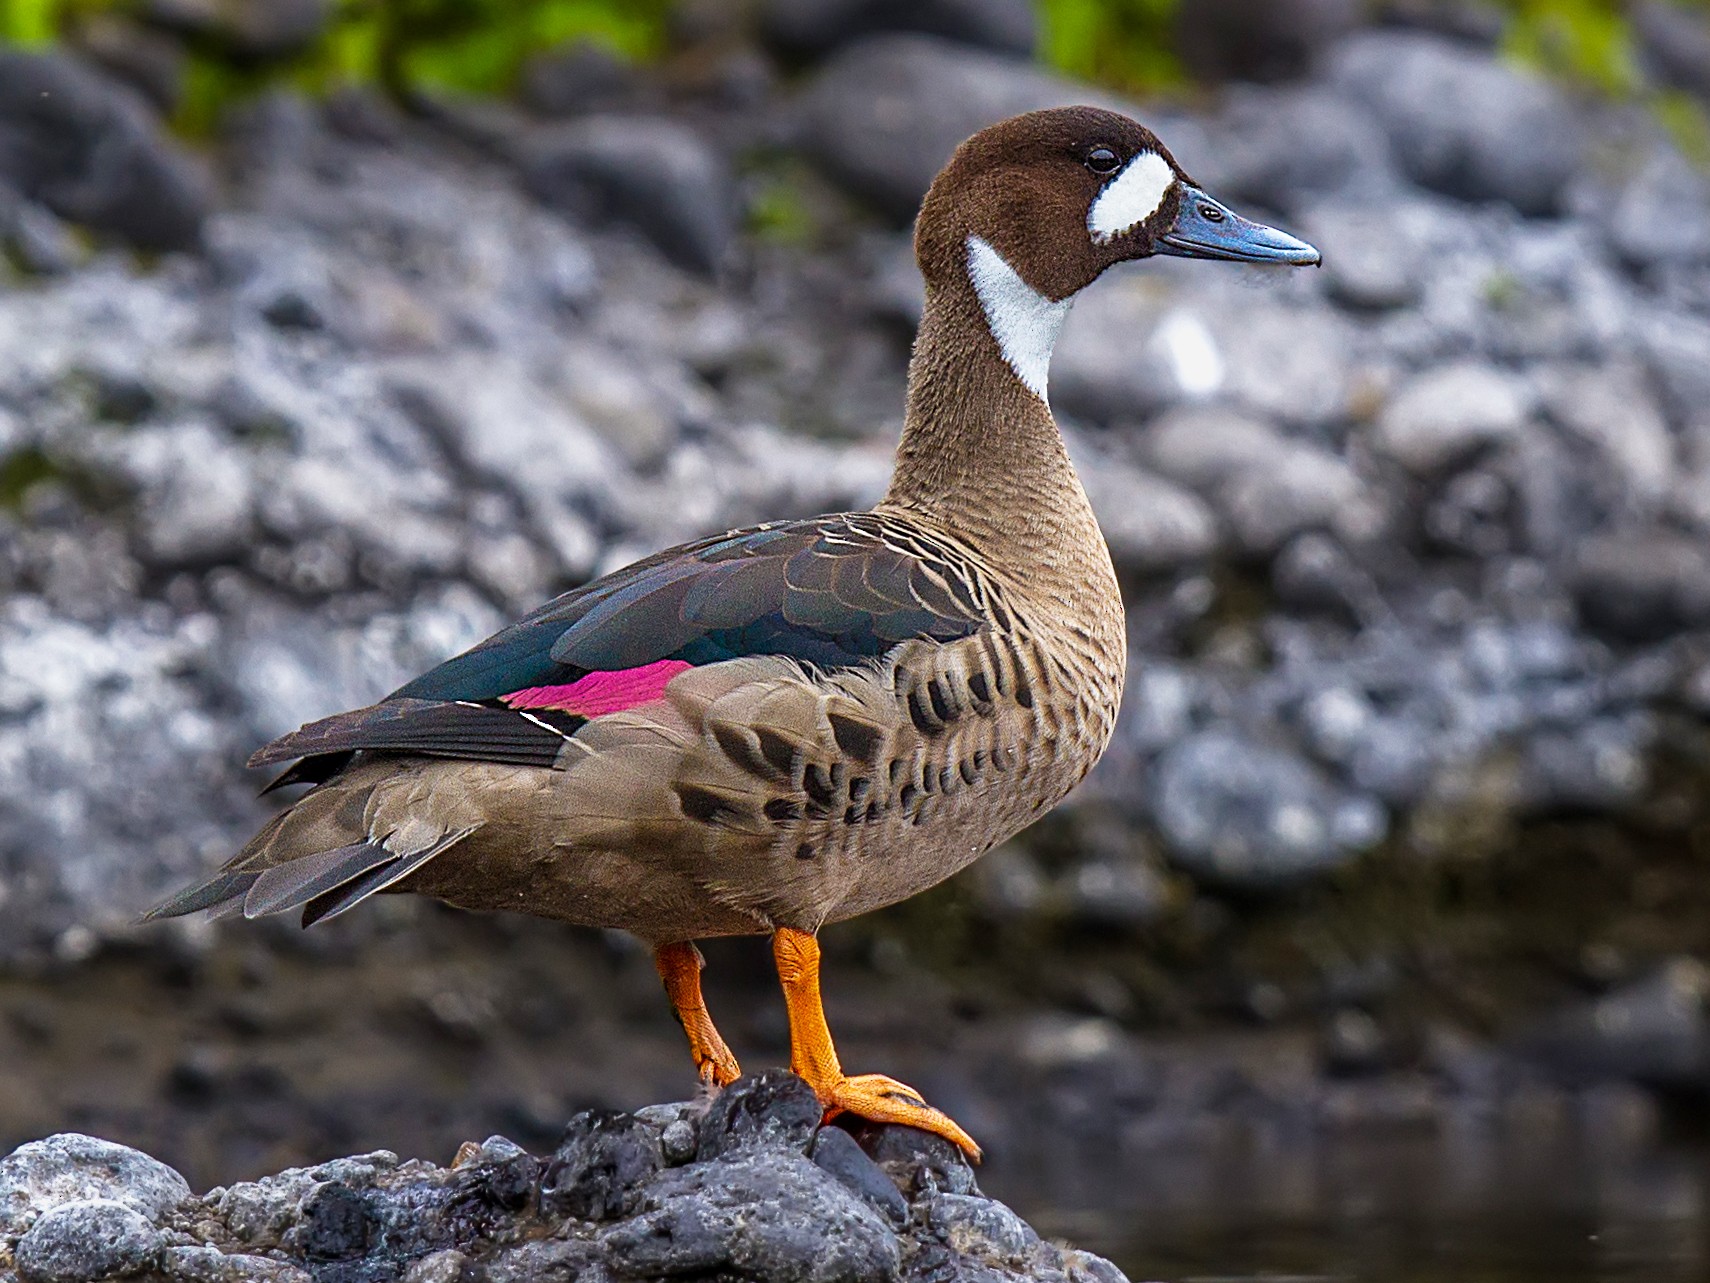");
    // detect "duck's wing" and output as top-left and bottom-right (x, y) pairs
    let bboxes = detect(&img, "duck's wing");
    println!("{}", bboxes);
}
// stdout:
(251, 512), (992, 775)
